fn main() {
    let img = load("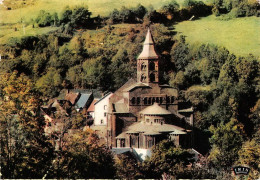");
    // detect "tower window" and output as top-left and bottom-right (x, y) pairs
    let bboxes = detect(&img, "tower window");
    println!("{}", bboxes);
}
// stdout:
(141, 74), (146, 82)
(149, 73), (155, 82)
(141, 62), (146, 70)
(166, 96), (170, 103)
(149, 62), (155, 71)
(171, 96), (175, 103)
